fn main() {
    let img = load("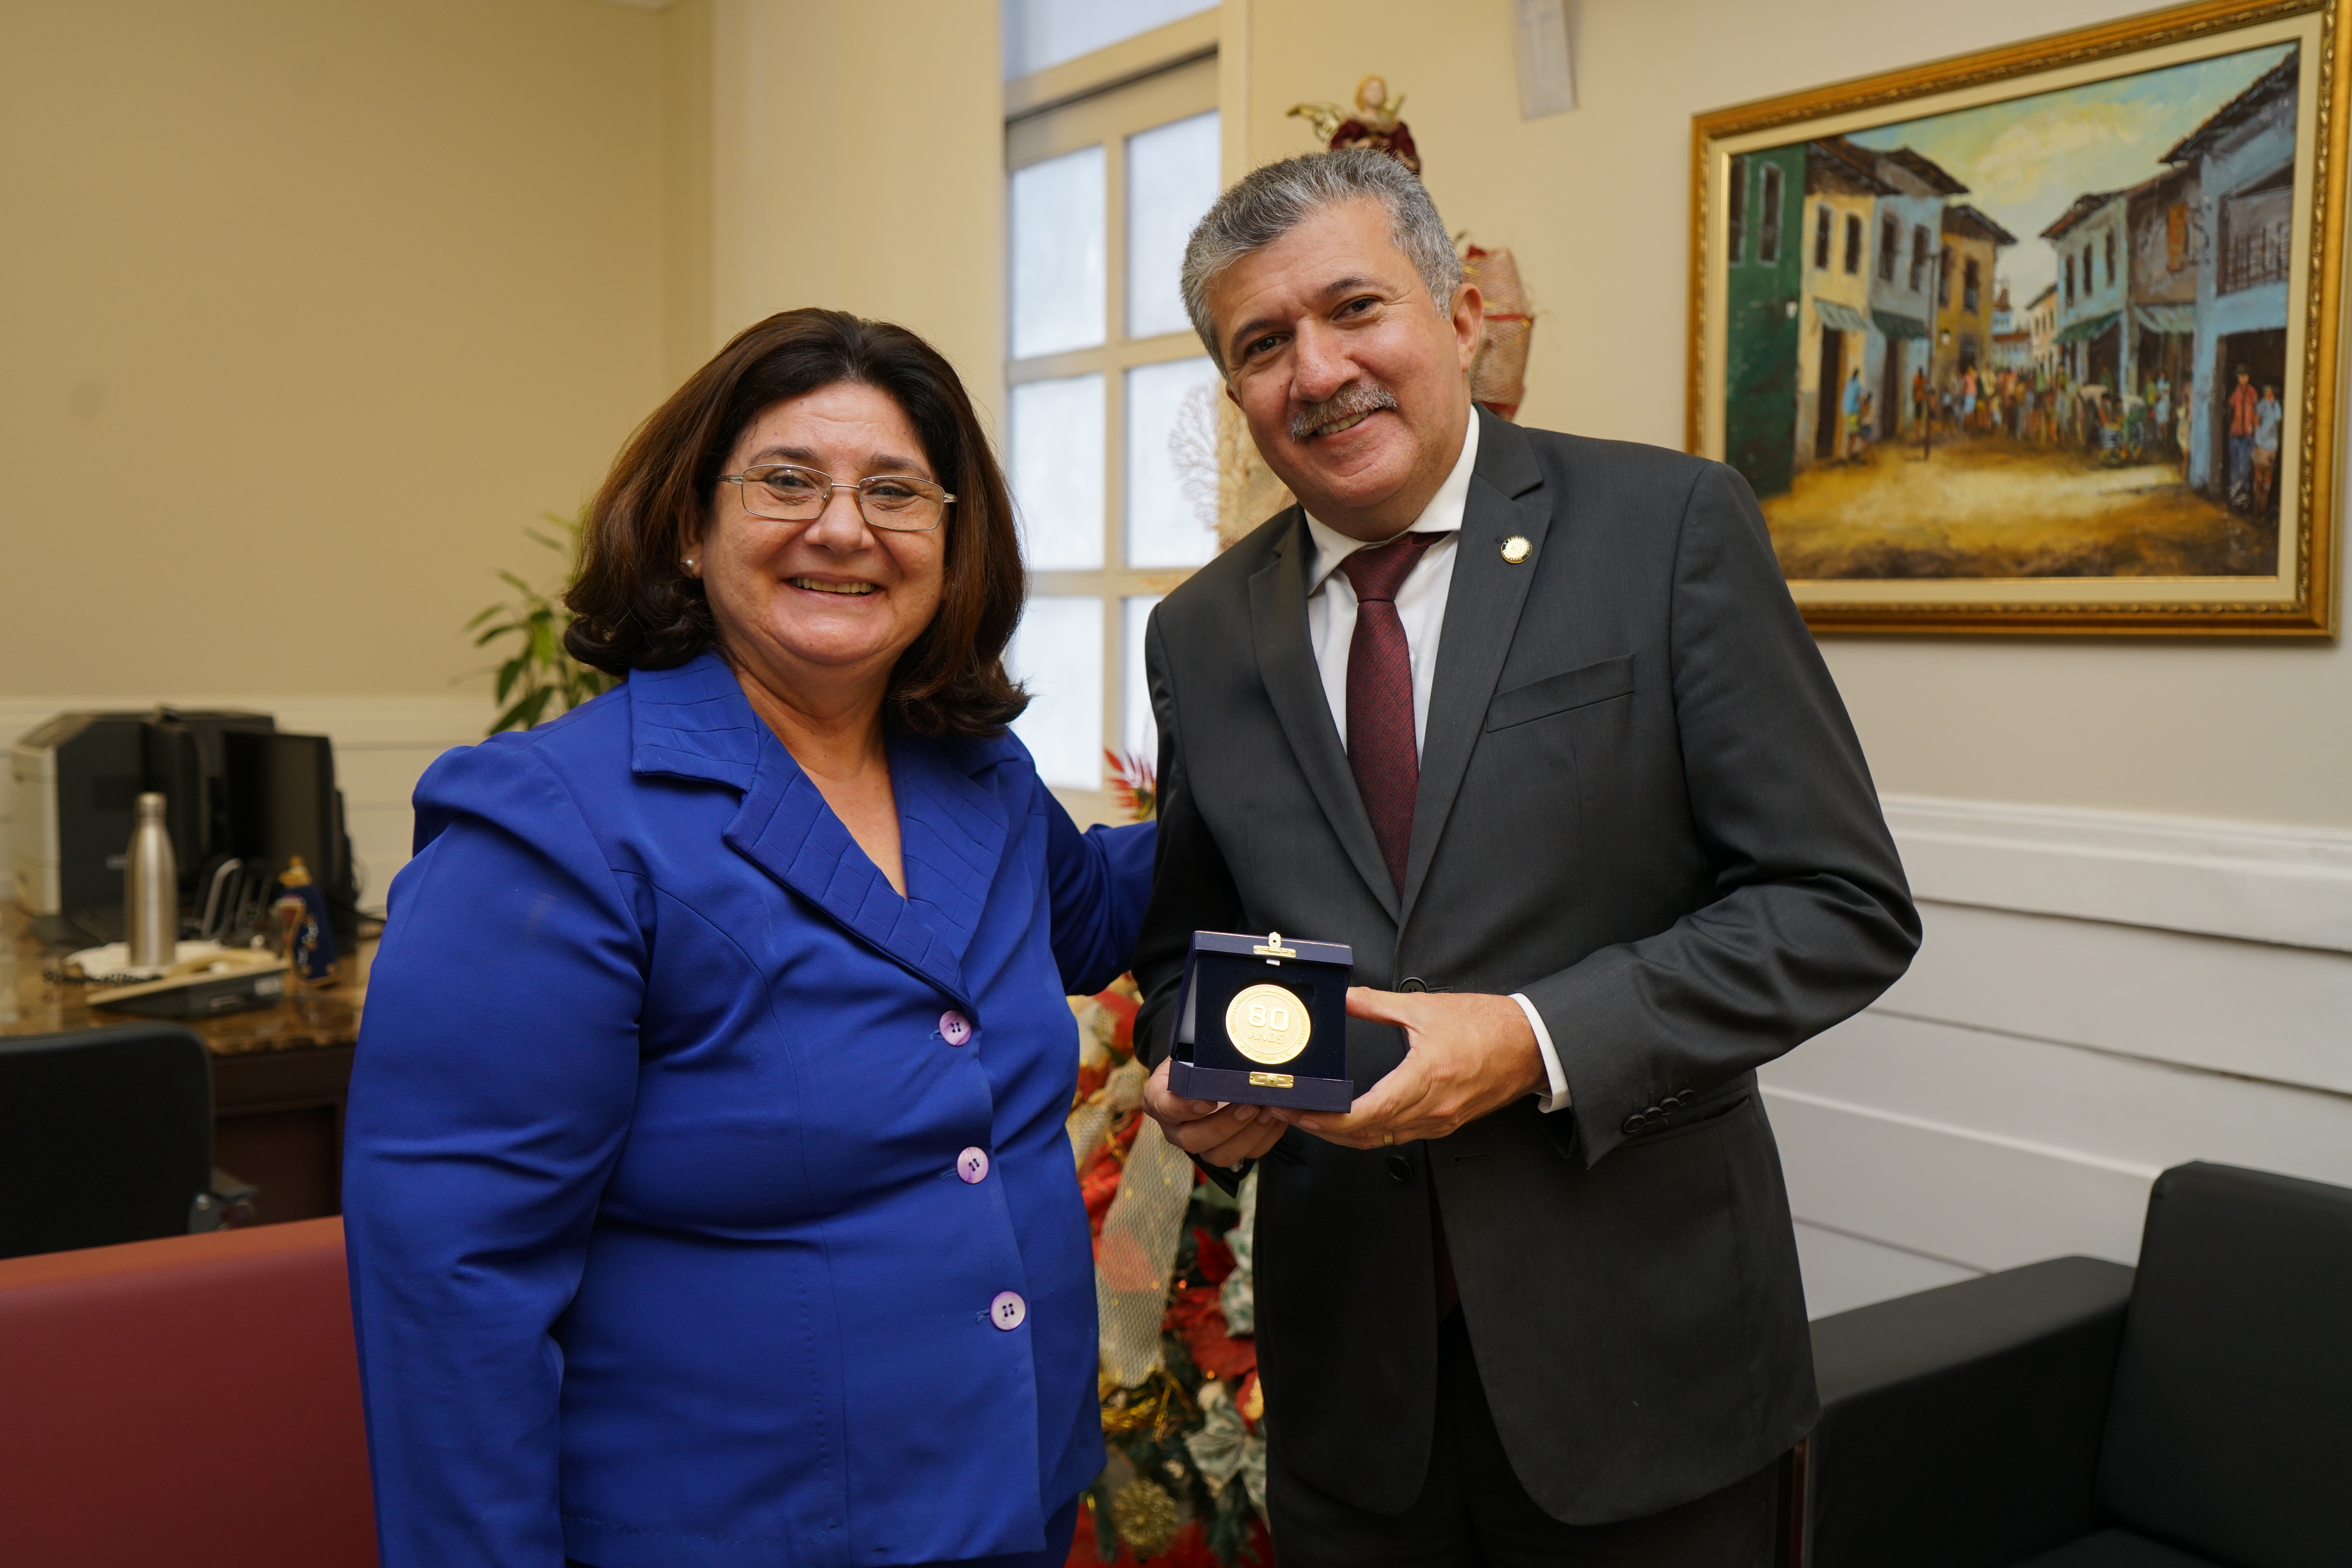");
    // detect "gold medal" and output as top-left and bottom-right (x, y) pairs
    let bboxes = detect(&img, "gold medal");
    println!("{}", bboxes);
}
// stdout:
(1224, 982), (1312, 1066)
